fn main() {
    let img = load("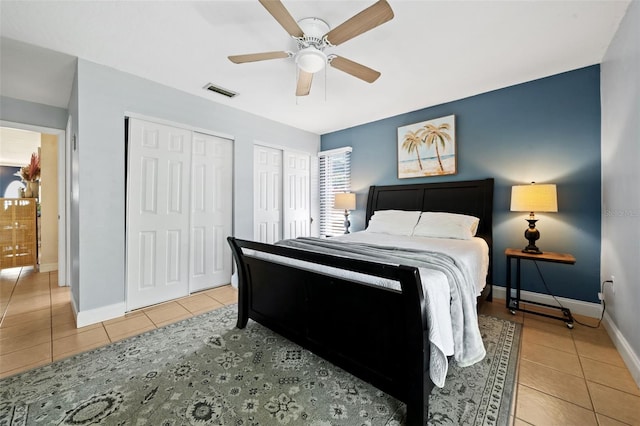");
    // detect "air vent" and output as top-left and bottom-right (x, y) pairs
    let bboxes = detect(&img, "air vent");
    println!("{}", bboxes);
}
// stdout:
(203, 83), (238, 98)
